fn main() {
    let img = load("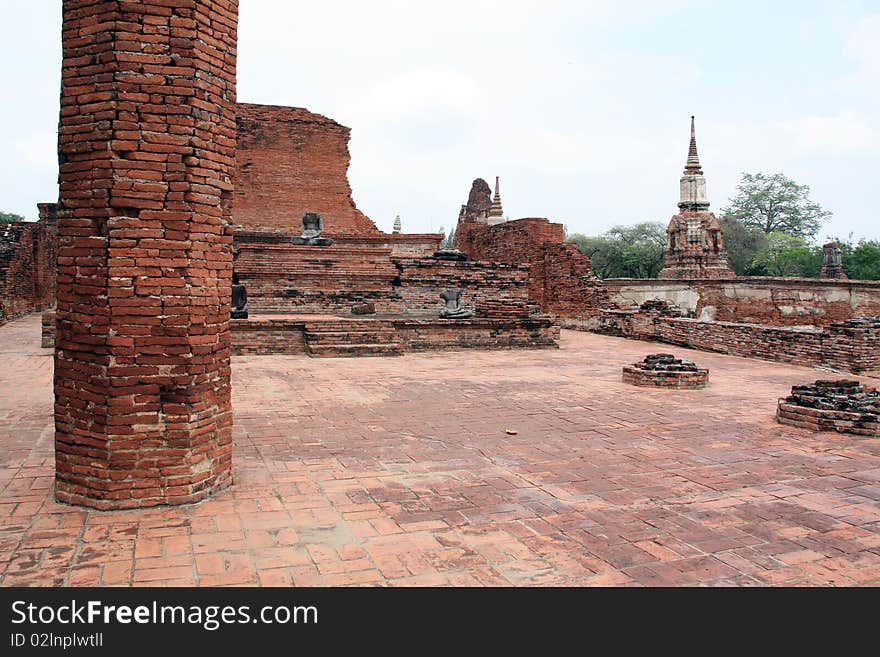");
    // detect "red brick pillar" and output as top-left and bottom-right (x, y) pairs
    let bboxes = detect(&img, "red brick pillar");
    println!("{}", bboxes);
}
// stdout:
(54, 0), (238, 509)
